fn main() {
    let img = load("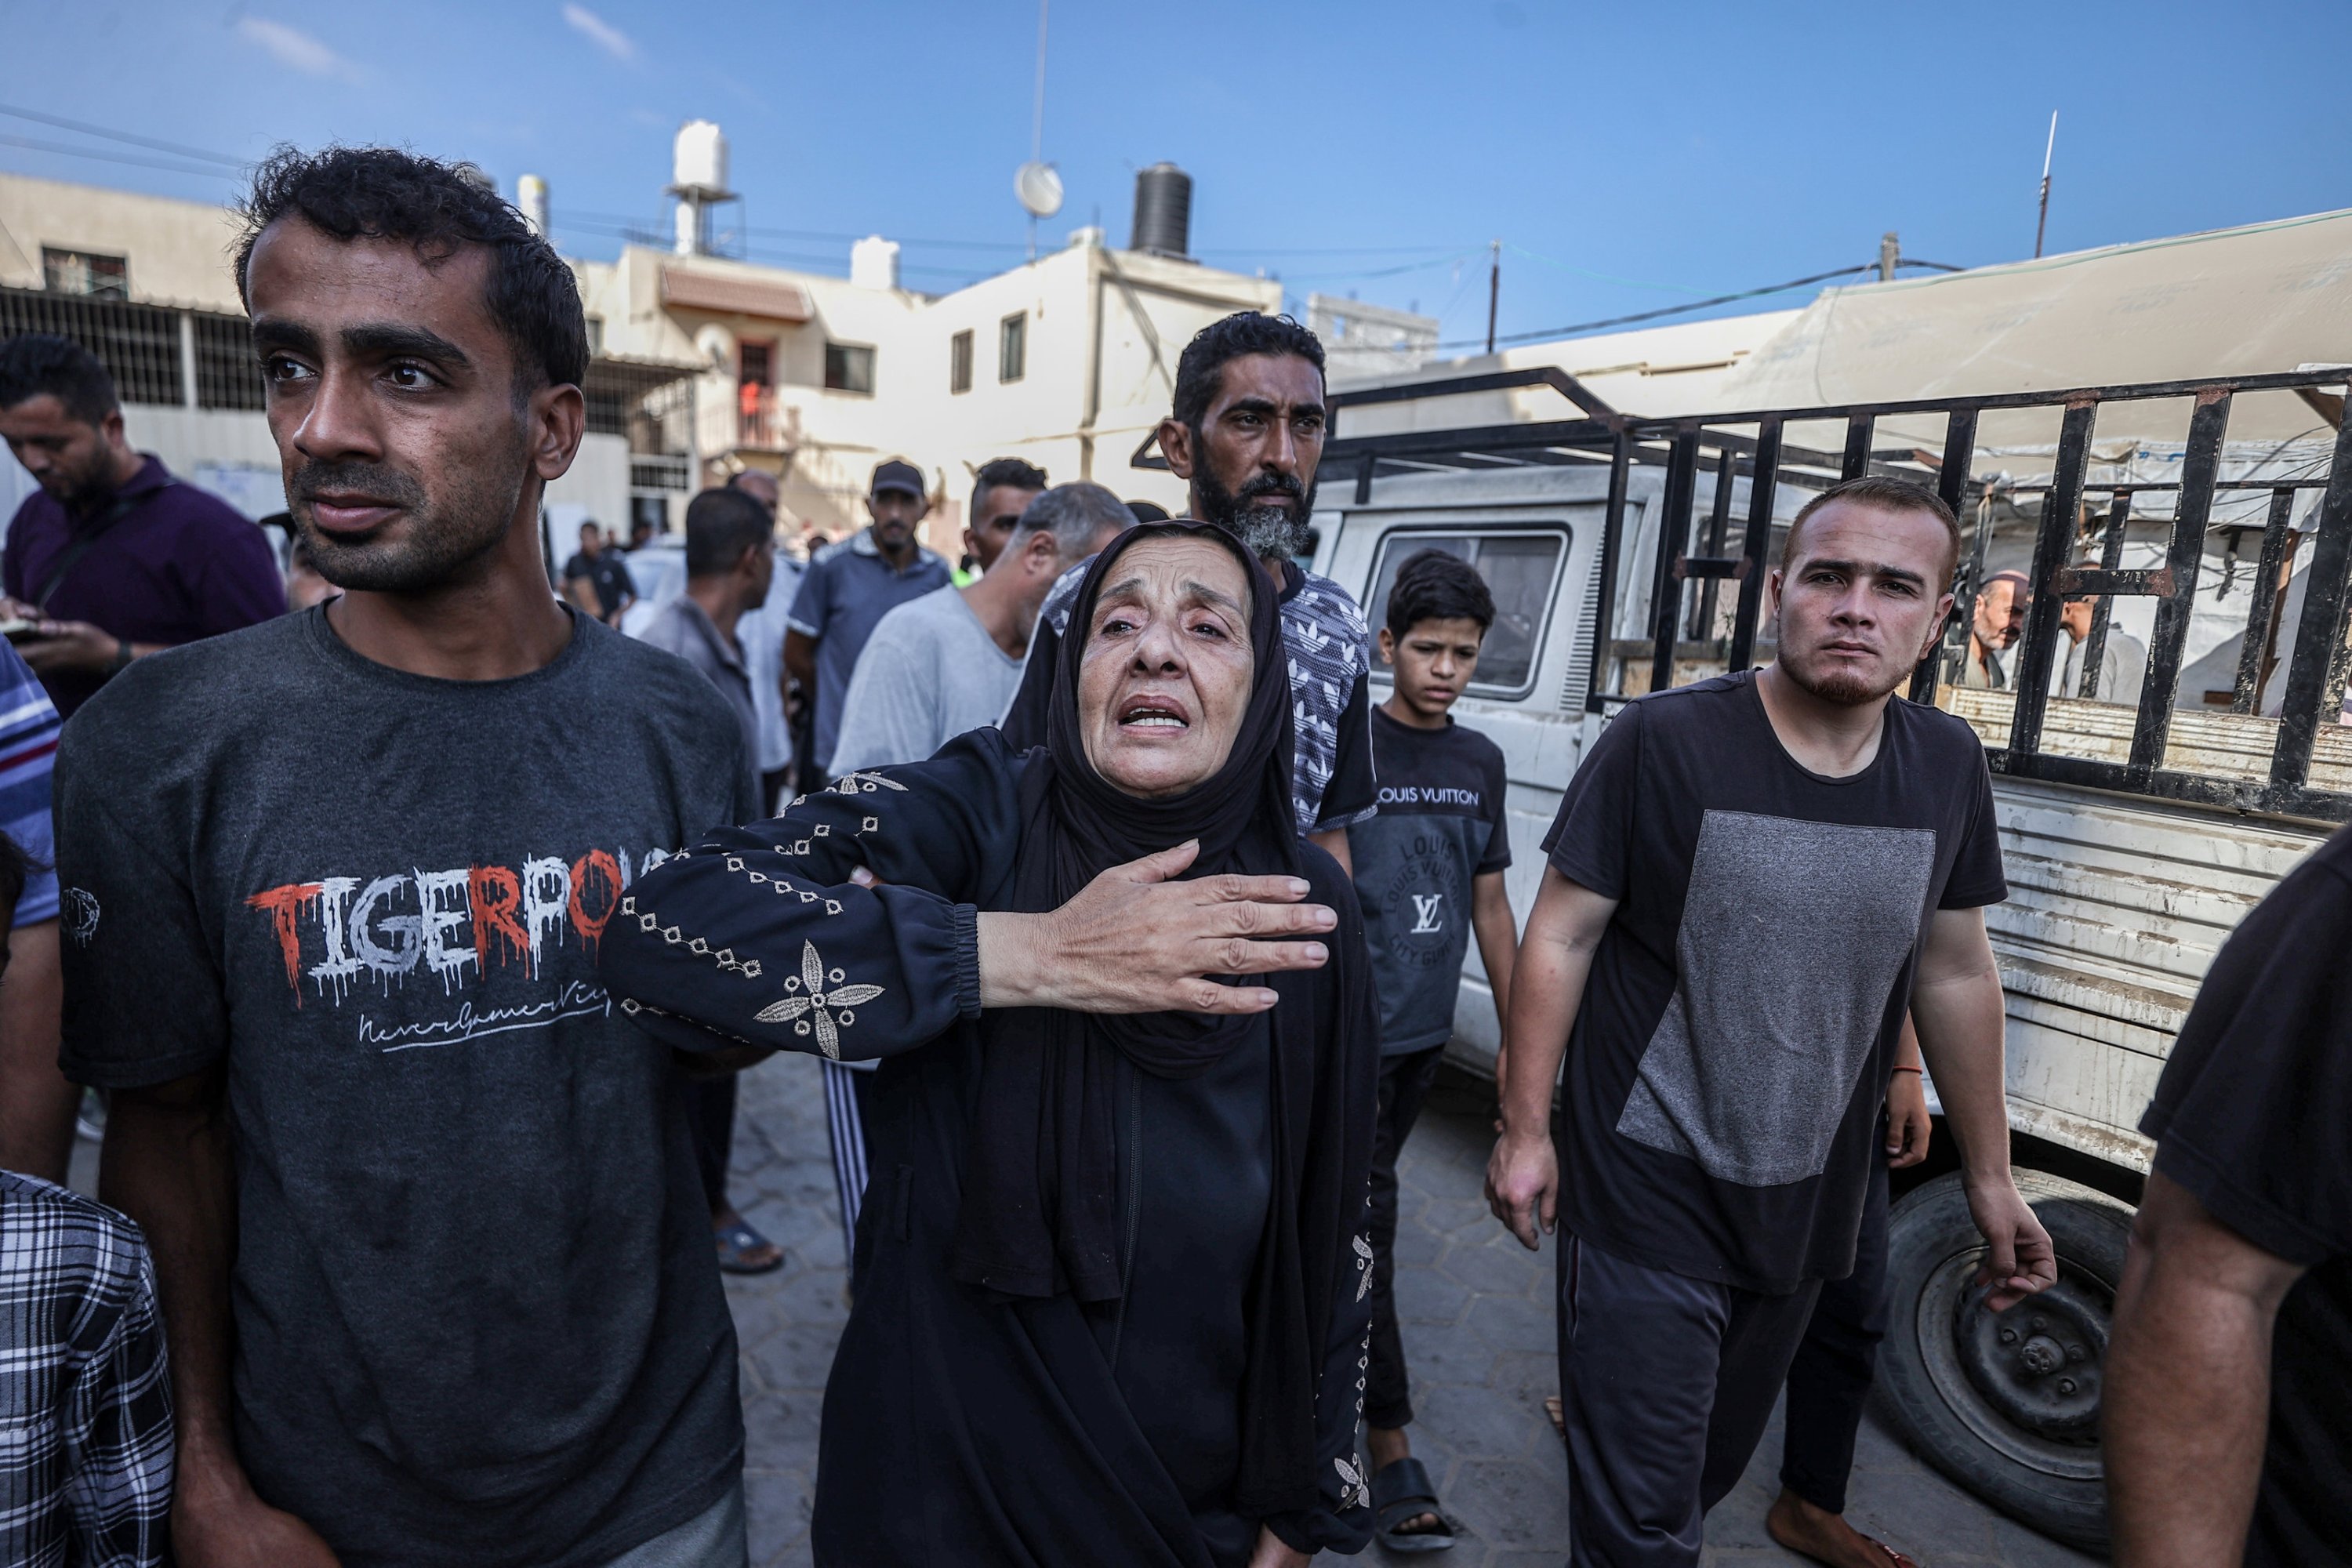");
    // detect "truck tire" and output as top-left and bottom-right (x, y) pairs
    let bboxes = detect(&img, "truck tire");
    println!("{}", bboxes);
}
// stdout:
(1875, 1169), (2134, 1554)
